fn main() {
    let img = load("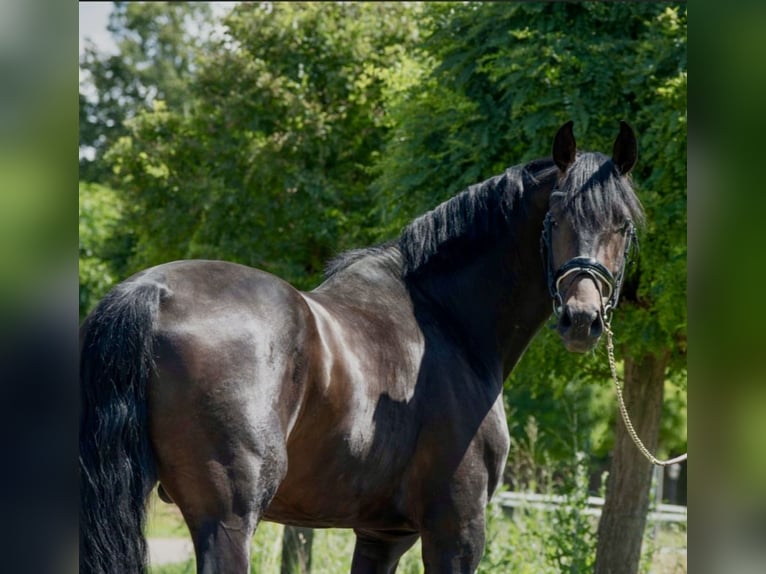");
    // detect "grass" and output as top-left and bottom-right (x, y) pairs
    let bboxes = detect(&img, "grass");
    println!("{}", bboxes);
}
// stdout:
(146, 494), (686, 573)
(145, 492), (188, 538)
(145, 494), (424, 574)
